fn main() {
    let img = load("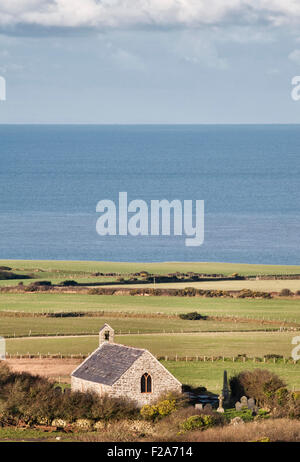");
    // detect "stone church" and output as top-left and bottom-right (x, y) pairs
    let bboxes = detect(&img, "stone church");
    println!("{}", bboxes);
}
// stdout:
(71, 324), (182, 406)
